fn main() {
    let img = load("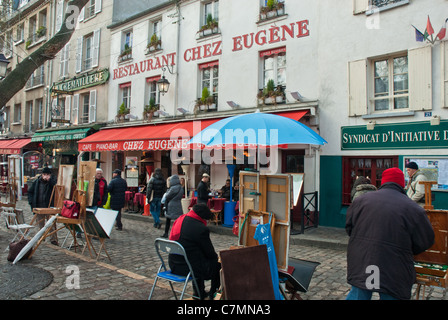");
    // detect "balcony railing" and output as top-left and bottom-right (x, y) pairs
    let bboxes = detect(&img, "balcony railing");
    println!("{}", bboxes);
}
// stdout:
(25, 71), (45, 89)
(371, 0), (406, 8)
